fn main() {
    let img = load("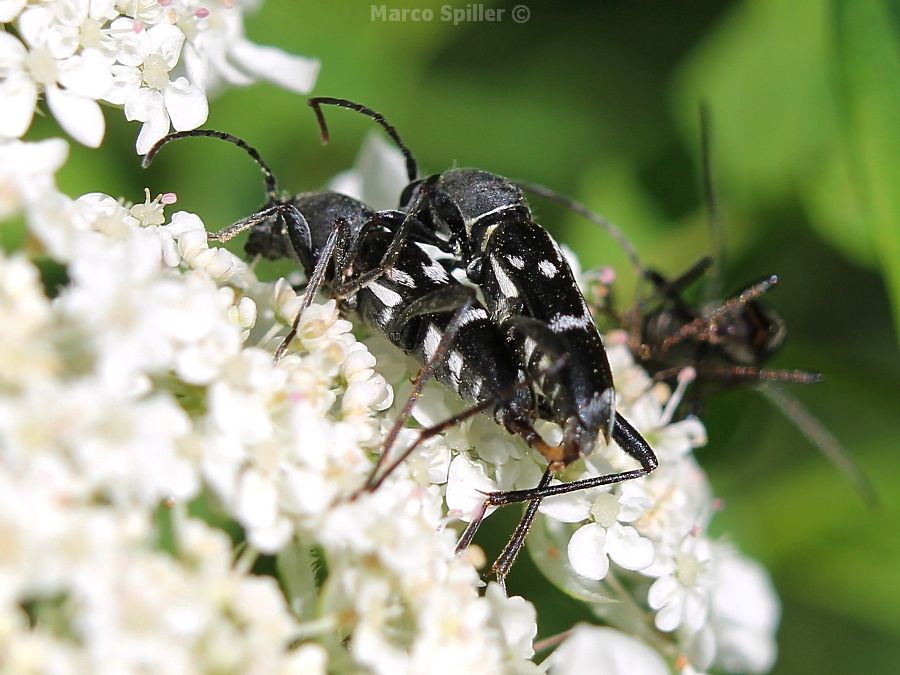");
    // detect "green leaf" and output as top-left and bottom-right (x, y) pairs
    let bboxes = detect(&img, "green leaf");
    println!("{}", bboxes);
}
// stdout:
(276, 538), (321, 621)
(832, 0), (900, 340)
(674, 0), (836, 207)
